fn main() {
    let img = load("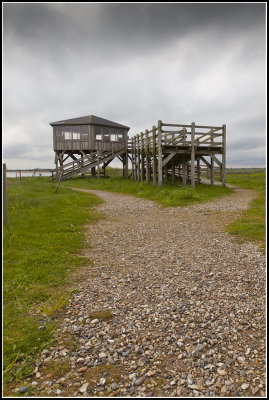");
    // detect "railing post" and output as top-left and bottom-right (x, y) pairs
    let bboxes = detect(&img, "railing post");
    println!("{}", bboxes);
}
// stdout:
(131, 138), (135, 180)
(145, 129), (150, 184)
(140, 132), (144, 182)
(3, 164), (7, 226)
(152, 126), (157, 186)
(134, 136), (137, 181)
(182, 157), (187, 187)
(191, 122), (195, 188)
(137, 134), (141, 182)
(171, 158), (175, 185)
(124, 136), (128, 179)
(158, 120), (163, 187)
(221, 124), (226, 187)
